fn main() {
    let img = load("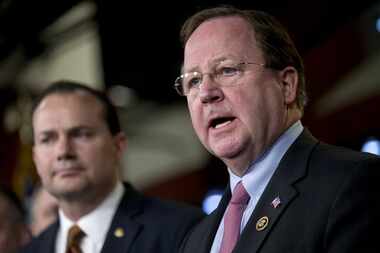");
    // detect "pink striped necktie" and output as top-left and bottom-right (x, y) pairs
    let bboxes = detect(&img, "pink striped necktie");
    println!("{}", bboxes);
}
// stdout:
(219, 181), (250, 253)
